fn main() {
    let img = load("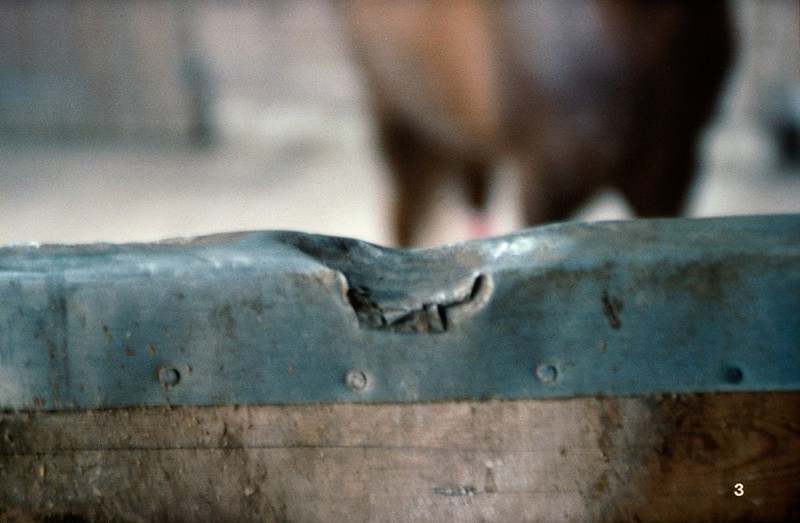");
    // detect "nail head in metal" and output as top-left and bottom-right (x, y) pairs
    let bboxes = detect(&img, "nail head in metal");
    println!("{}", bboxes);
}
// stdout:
(535, 364), (558, 385)
(725, 365), (744, 384)
(346, 369), (368, 392)
(158, 366), (181, 388)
